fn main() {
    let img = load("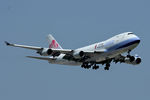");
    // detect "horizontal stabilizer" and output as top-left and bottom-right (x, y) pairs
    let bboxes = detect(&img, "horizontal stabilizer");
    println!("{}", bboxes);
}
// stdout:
(26, 56), (56, 61)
